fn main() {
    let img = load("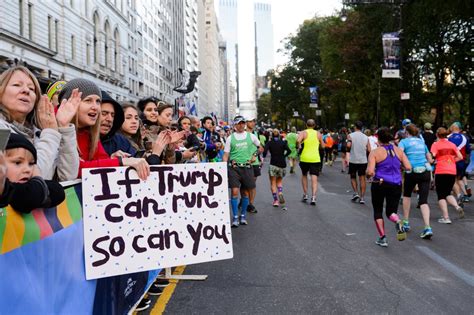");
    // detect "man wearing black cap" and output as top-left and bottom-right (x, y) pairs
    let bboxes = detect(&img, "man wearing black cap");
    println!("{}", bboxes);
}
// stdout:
(223, 115), (261, 227)
(99, 91), (136, 157)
